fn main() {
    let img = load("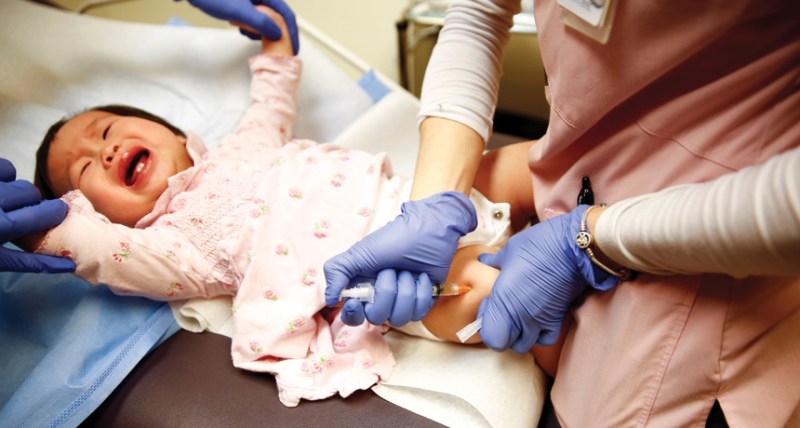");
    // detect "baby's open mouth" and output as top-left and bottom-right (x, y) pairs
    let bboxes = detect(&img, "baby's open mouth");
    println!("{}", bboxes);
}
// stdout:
(124, 149), (150, 186)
